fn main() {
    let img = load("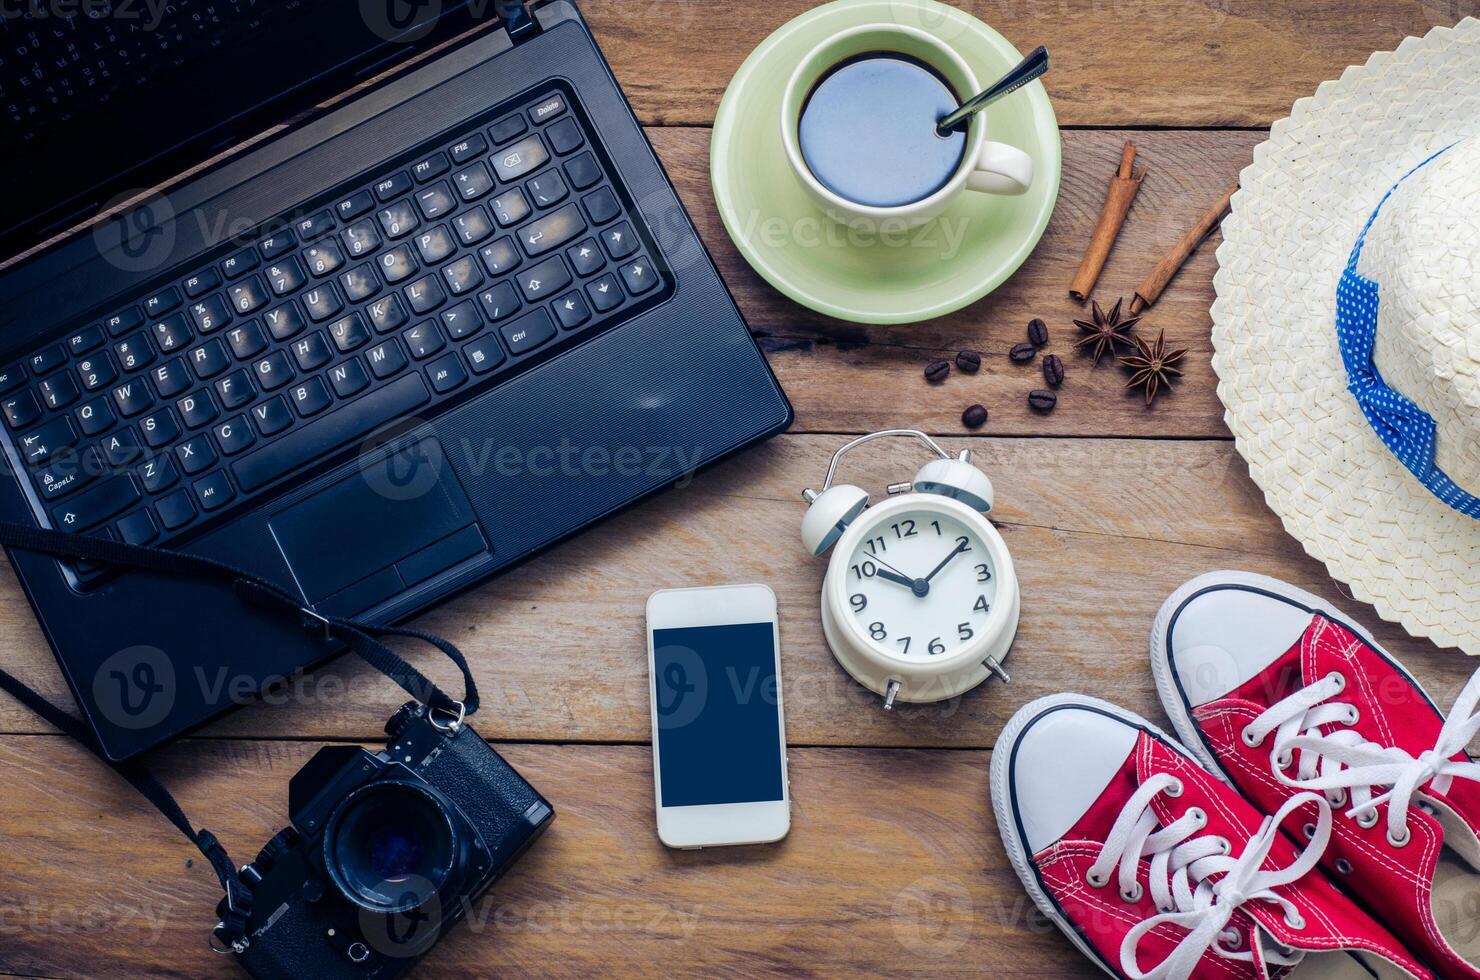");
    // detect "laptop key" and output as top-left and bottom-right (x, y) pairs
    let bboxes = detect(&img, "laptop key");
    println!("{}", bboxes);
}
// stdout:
(546, 117), (584, 156)
(189, 339), (231, 379)
(19, 415), (77, 464)
(404, 276), (446, 315)
(100, 426), (142, 465)
(529, 93), (566, 125)
(294, 210), (335, 241)
(339, 264), (381, 302)
(258, 230), (296, 260)
(154, 489), (196, 530)
(228, 276), (270, 314)
(520, 203), (586, 256)
(452, 162), (494, 202)
(489, 113), (527, 145)
(367, 295), (409, 333)
(215, 370), (255, 409)
(378, 200), (420, 239)
(139, 408), (180, 448)
(343, 219), (383, 259)
(79, 354), (119, 393)
(415, 225), (457, 265)
(453, 206), (494, 246)
(478, 281), (521, 322)
(336, 191), (376, 222)
(290, 378), (332, 417)
(116, 509), (157, 545)
(554, 291), (590, 330)
(143, 286), (181, 318)
(587, 273), (623, 312)
(304, 240), (345, 277)
(193, 471), (236, 511)
(189, 295), (232, 333)
(232, 373), (431, 492)
(39, 373), (79, 408)
(111, 378), (152, 416)
(479, 237), (521, 276)
(52, 475), (139, 532)
(378, 244), (419, 284)
(584, 187), (621, 225)
(415, 182), (457, 220)
(75, 398), (114, 436)
(3, 390), (41, 428)
(519, 256), (572, 301)
(178, 390), (219, 428)
(367, 340), (407, 379)
(291, 331), (333, 371)
(426, 352), (467, 394)
(214, 416), (256, 455)
(138, 455), (179, 493)
(221, 249), (258, 280)
(152, 312), (192, 353)
(568, 238), (604, 276)
(253, 351), (295, 390)
(403, 322), (444, 359)
(29, 344), (65, 376)
(0, 362), (25, 394)
(442, 256), (483, 296)
(499, 309), (557, 356)
(303, 284), (344, 322)
(440, 300), (482, 339)
(264, 302), (306, 341)
(462, 335), (505, 374)
(374, 171), (413, 202)
(250, 396), (294, 436)
(226, 321), (268, 360)
(492, 189), (531, 227)
(601, 220), (638, 259)
(621, 255), (659, 295)
(494, 135), (548, 183)
(184, 269), (221, 297)
(328, 358), (370, 398)
(36, 446), (103, 501)
(67, 325), (105, 356)
(266, 257), (307, 296)
(450, 134), (488, 164)
(564, 152), (601, 190)
(329, 314), (370, 353)
(176, 435), (217, 475)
